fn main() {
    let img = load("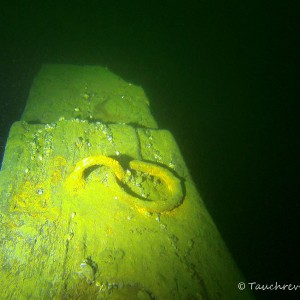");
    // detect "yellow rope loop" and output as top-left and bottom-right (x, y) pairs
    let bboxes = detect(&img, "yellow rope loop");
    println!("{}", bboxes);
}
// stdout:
(65, 156), (184, 213)
(129, 160), (183, 213)
(65, 155), (125, 194)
